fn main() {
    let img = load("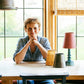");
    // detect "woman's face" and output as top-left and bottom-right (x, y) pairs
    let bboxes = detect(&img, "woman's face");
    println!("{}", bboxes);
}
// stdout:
(25, 23), (40, 38)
